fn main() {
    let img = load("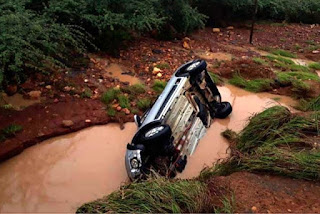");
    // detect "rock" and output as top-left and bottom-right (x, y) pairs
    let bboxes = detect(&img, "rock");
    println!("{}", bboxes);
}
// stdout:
(116, 106), (122, 111)
(84, 79), (89, 83)
(157, 73), (163, 78)
(85, 119), (91, 123)
(312, 50), (320, 54)
(124, 108), (131, 115)
(28, 90), (41, 99)
(212, 28), (221, 33)
(152, 49), (162, 54)
(251, 206), (257, 212)
(45, 85), (52, 90)
(227, 26), (234, 30)
(153, 67), (162, 74)
(5, 85), (18, 96)
(183, 41), (191, 49)
(63, 86), (72, 92)
(62, 120), (74, 127)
